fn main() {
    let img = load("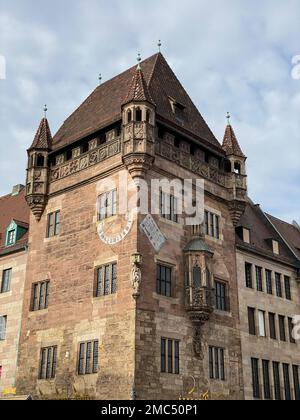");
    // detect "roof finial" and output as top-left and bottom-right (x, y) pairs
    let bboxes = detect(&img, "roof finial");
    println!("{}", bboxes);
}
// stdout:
(43, 104), (48, 119)
(226, 112), (231, 126)
(137, 53), (142, 70)
(158, 40), (162, 53)
(98, 73), (102, 86)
